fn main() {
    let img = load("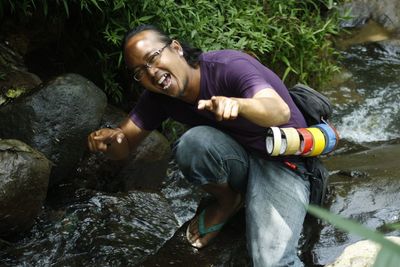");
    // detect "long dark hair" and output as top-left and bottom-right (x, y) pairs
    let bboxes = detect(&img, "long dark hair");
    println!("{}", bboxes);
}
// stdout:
(122, 24), (203, 68)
